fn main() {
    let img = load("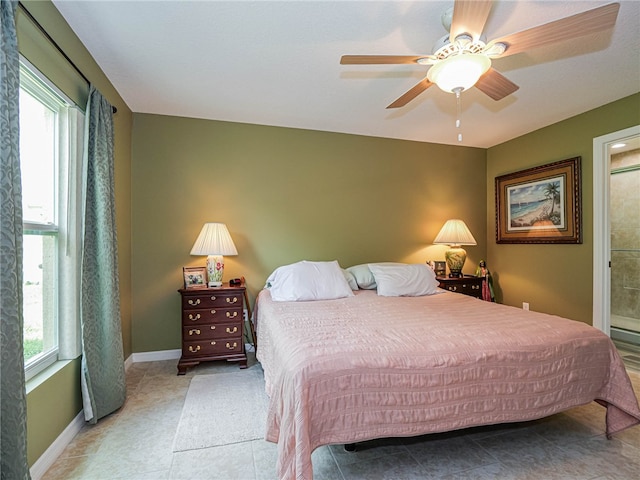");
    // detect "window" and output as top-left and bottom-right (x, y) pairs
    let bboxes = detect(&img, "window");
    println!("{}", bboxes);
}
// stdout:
(20, 58), (83, 380)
